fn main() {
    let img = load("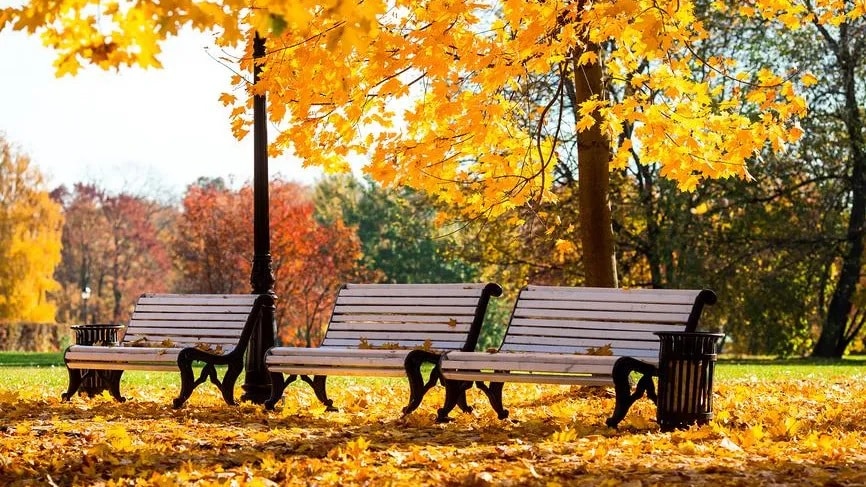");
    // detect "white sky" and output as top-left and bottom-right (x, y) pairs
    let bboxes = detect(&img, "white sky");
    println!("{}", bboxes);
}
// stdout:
(0, 29), (321, 199)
